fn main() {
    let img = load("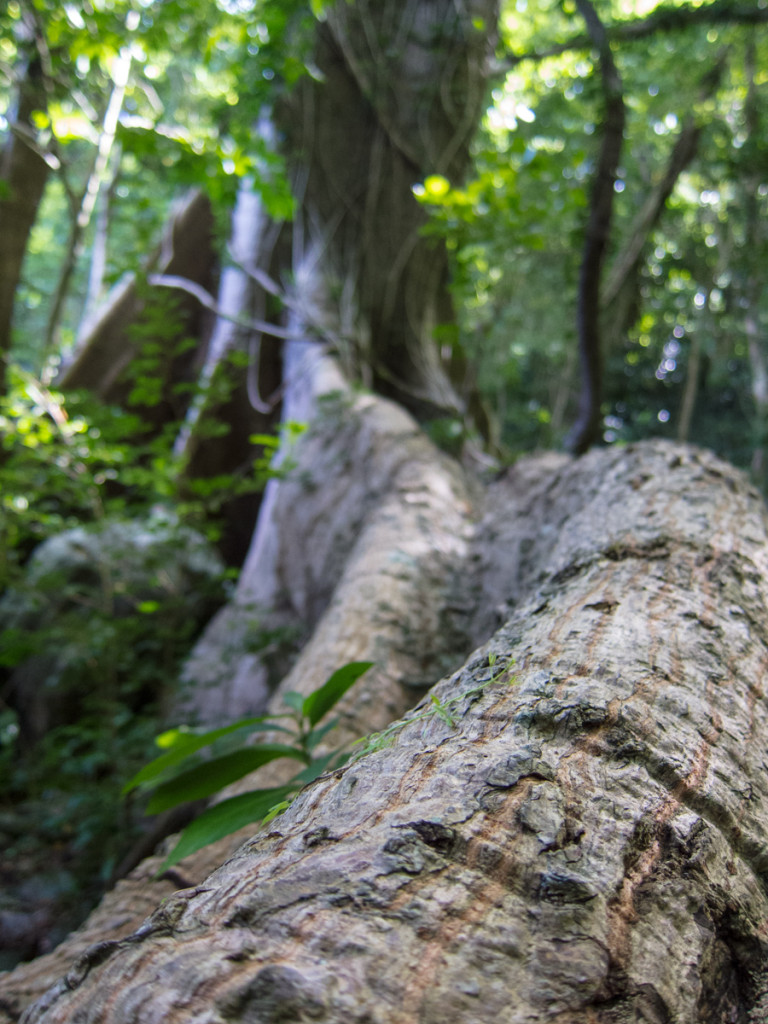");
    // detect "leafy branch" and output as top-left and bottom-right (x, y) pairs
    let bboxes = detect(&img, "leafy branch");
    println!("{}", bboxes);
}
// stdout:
(502, 0), (768, 70)
(124, 661), (374, 870)
(127, 654), (515, 871)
